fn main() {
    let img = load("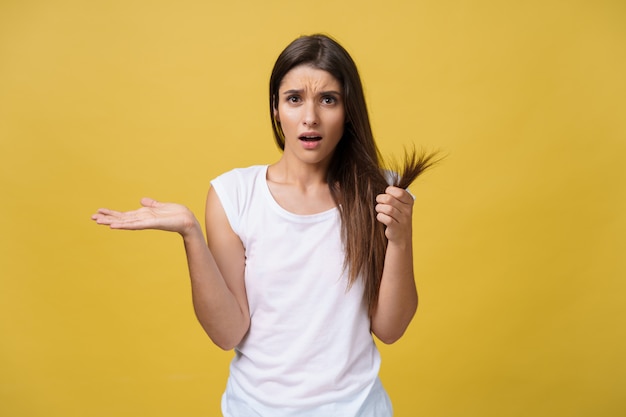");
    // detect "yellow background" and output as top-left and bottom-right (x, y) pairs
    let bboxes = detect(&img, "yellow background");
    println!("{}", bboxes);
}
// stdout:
(1, 0), (625, 415)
